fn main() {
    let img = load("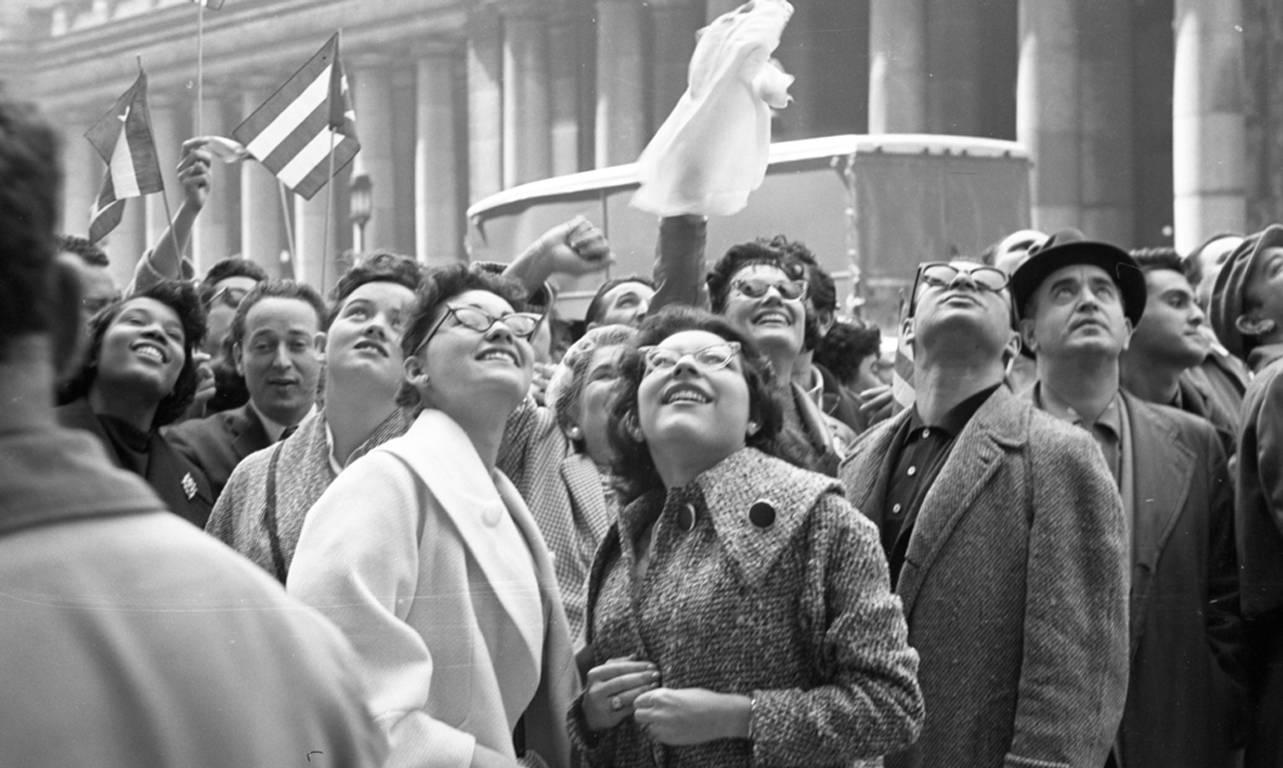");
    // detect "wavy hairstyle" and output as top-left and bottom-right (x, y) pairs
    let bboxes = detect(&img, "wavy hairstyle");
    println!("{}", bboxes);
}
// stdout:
(548, 323), (637, 451)
(396, 263), (531, 410)
(607, 306), (811, 504)
(60, 280), (206, 429)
